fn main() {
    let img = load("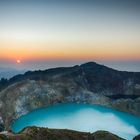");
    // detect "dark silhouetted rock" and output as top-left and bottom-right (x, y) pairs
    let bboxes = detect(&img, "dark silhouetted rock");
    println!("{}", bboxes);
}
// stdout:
(133, 134), (140, 140)
(0, 126), (125, 140)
